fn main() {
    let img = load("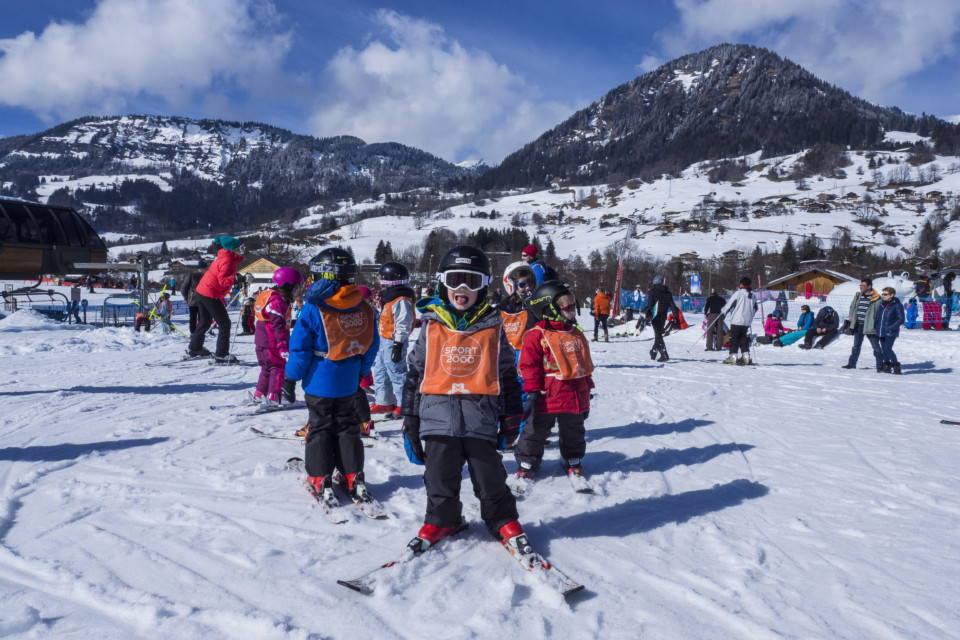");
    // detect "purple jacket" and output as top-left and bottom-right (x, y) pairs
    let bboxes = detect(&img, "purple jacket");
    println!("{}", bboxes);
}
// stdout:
(255, 289), (291, 353)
